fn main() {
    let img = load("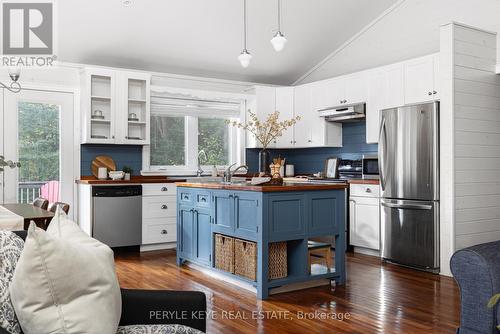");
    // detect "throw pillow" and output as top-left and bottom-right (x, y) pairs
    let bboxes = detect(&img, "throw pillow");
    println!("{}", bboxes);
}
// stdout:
(9, 218), (122, 334)
(0, 231), (23, 334)
(116, 324), (203, 334)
